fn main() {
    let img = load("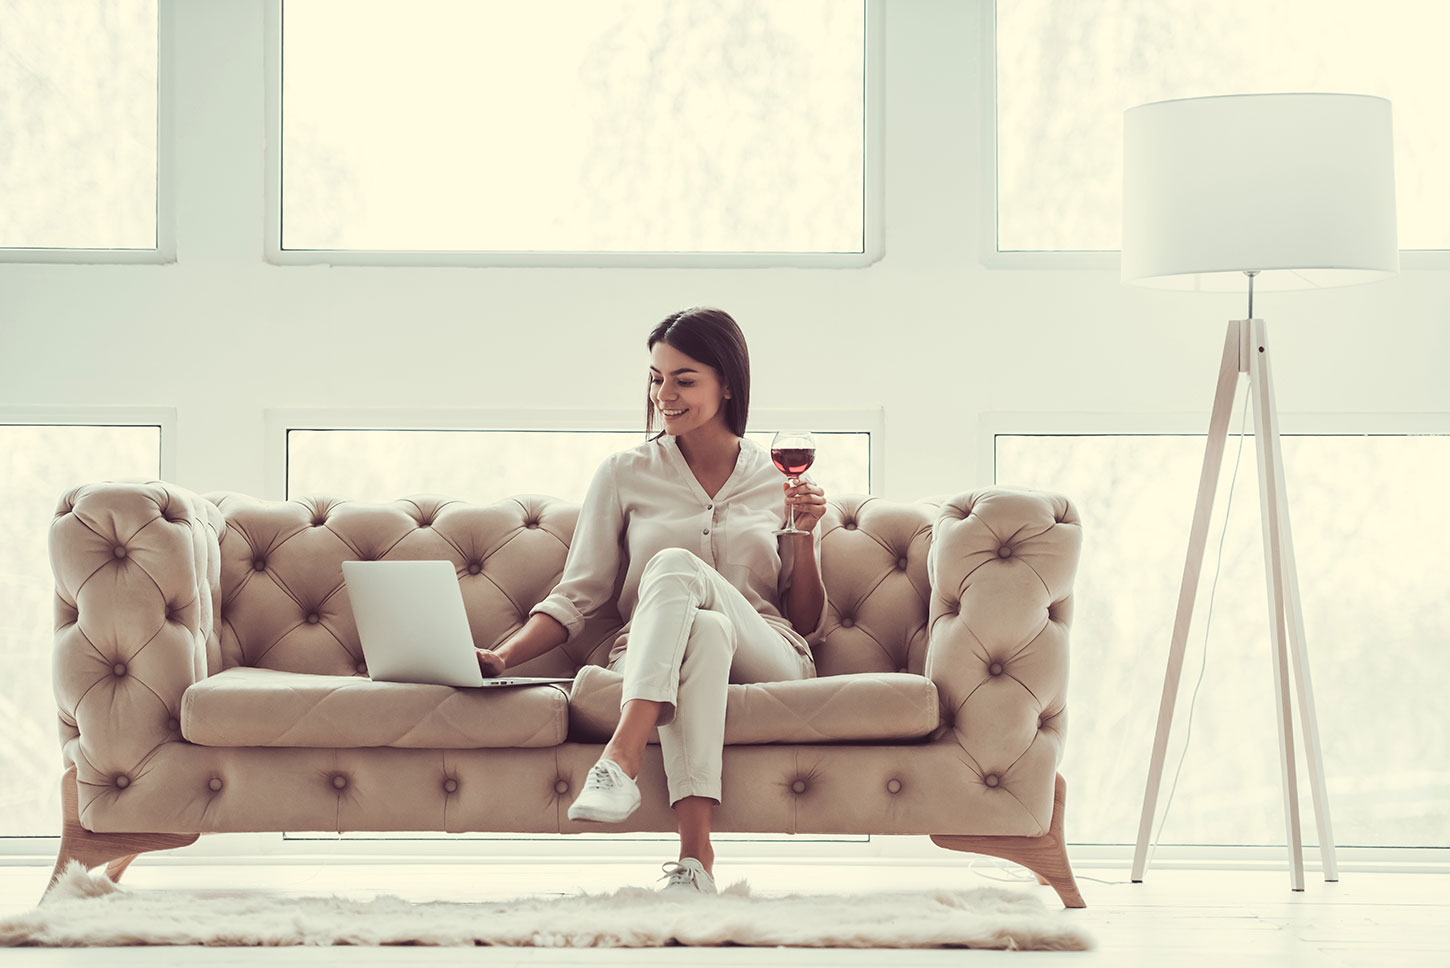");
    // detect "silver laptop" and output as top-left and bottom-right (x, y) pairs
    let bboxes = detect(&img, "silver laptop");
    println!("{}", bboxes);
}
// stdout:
(342, 559), (573, 689)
